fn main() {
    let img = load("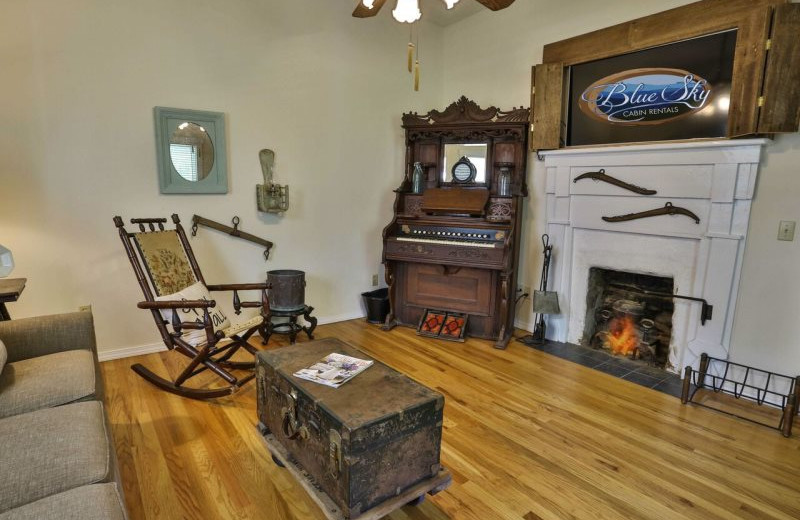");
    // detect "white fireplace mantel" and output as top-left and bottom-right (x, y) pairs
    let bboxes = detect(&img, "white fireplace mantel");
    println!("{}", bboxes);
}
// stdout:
(539, 139), (768, 374)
